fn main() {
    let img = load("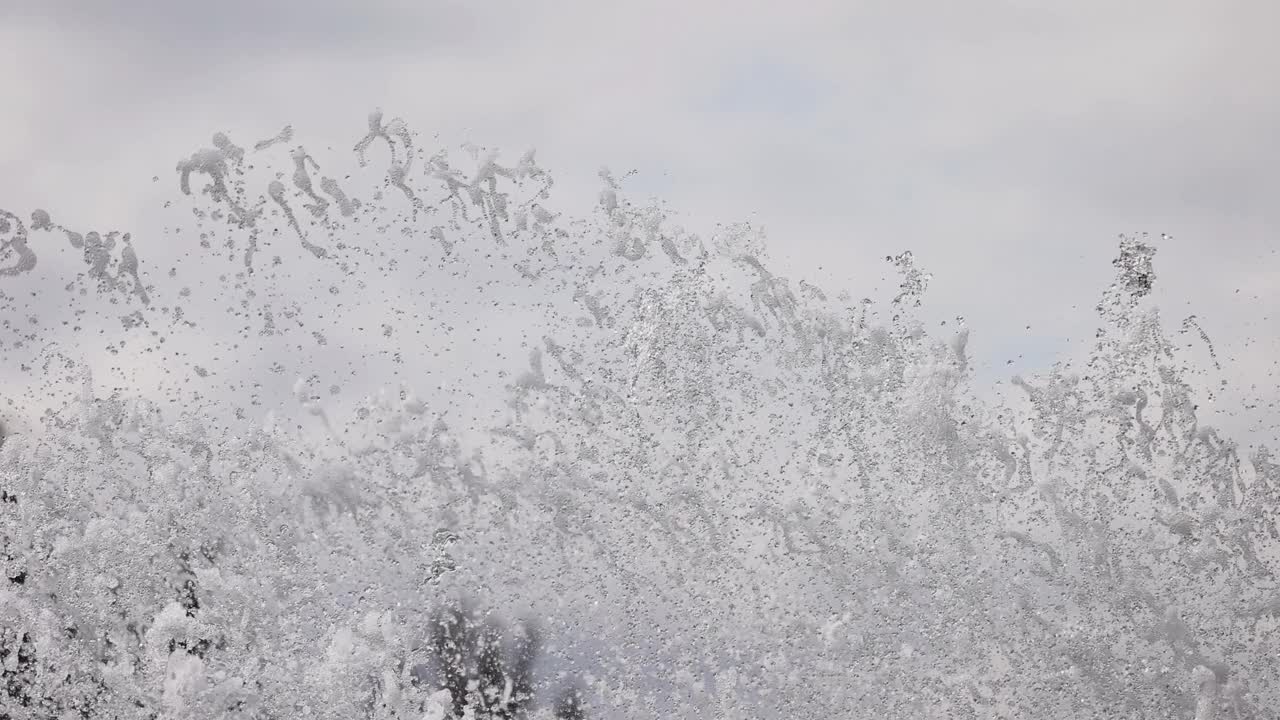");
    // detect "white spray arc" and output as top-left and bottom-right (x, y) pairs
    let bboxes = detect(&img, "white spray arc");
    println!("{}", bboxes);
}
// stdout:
(1, 113), (1277, 719)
